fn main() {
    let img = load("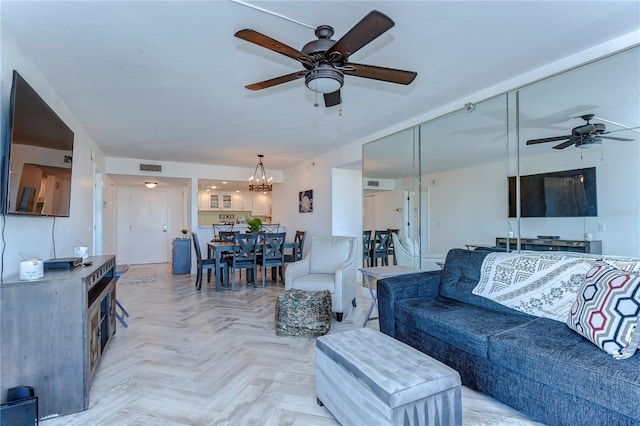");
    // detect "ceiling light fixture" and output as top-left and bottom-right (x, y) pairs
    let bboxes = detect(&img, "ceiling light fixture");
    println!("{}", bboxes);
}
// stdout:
(249, 154), (273, 192)
(144, 181), (158, 189)
(577, 136), (602, 149)
(305, 65), (344, 94)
